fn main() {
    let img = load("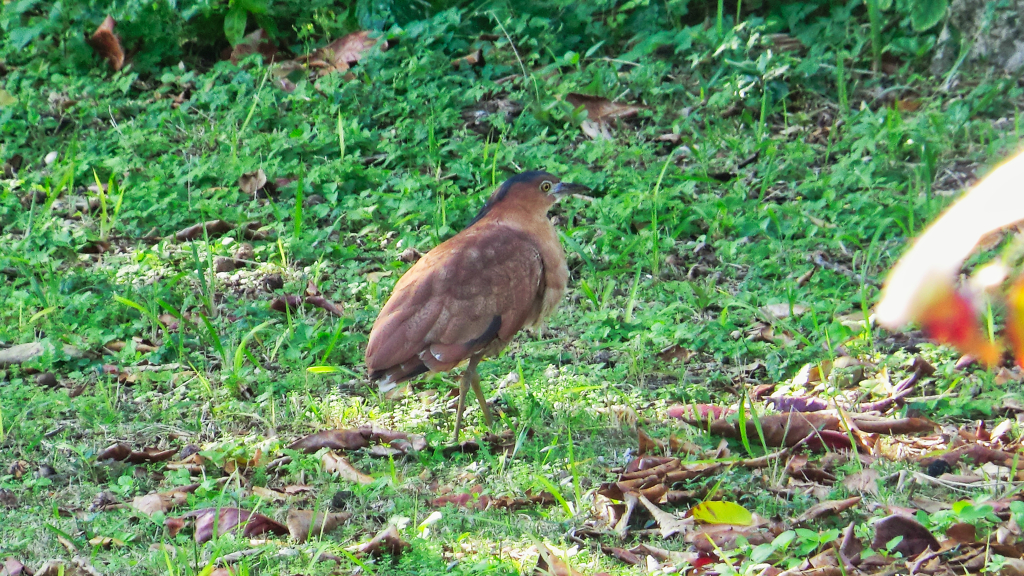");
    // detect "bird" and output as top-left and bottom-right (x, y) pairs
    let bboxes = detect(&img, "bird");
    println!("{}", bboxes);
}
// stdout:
(365, 171), (589, 441)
